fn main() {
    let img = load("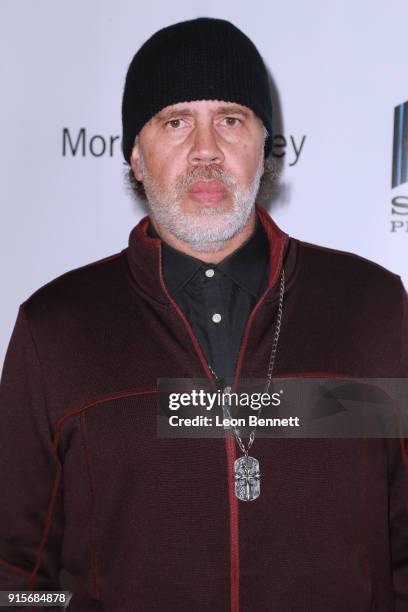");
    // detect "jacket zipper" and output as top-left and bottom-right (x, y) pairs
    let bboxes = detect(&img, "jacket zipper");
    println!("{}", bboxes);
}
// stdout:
(157, 252), (240, 612)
